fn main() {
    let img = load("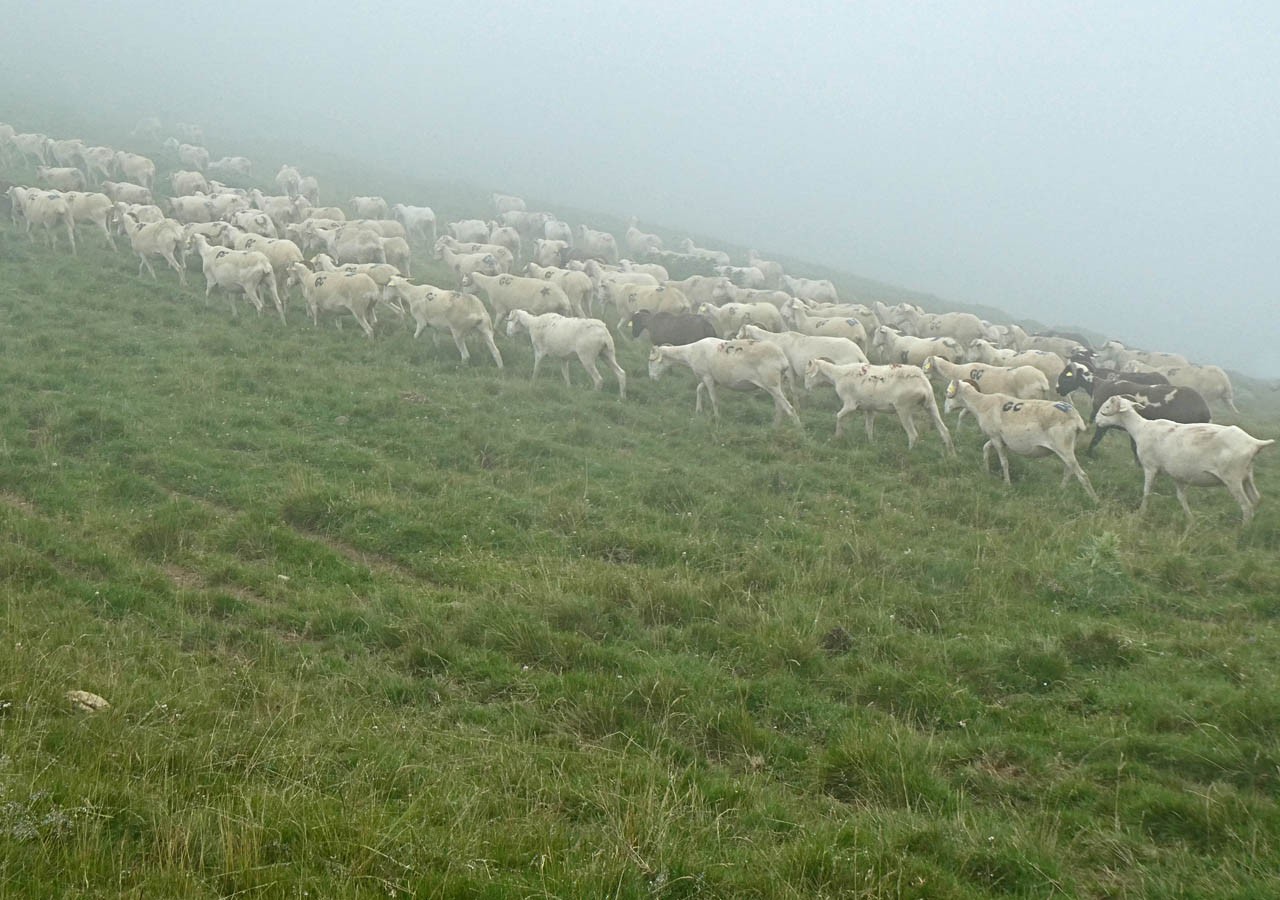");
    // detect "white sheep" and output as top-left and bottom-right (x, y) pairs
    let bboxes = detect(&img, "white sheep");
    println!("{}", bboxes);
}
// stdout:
(1097, 340), (1189, 370)
(533, 238), (571, 267)
(804, 359), (953, 454)
(943, 379), (1096, 499)
(711, 280), (792, 310)
(737, 323), (867, 395)
(618, 259), (669, 282)
(169, 170), (210, 196)
(391, 204), (436, 242)
(350, 196), (389, 219)
(190, 233), (282, 320)
(312, 225), (387, 265)
(612, 284), (692, 329)
(713, 265), (767, 289)
(922, 356), (1052, 403)
(782, 299), (867, 347)
(19, 190), (77, 254)
(872, 325), (962, 366)
(745, 250), (785, 289)
(463, 271), (573, 326)
(1121, 361), (1238, 413)
(676, 238), (730, 266)
(967, 338), (1067, 383)
(1094, 395), (1272, 524)
(229, 209), (279, 238)
(80, 145), (118, 183)
(384, 277), (503, 367)
(577, 226), (620, 263)
(435, 235), (514, 273)
(114, 152), (155, 189)
(697, 301), (785, 338)
(435, 239), (503, 286)
(63, 191), (117, 250)
(35, 166), (85, 192)
(491, 193), (526, 215)
(525, 262), (593, 317)
(286, 264), (378, 337)
(487, 222), (522, 261)
(120, 211), (185, 284)
(208, 156), (253, 178)
(12, 133), (51, 165)
(624, 219), (663, 257)
(275, 165), (302, 198)
(649, 338), (800, 427)
(234, 233), (305, 303)
(506, 310), (626, 399)
(101, 180), (152, 205)
(782, 275), (838, 304)
(449, 219), (491, 243)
